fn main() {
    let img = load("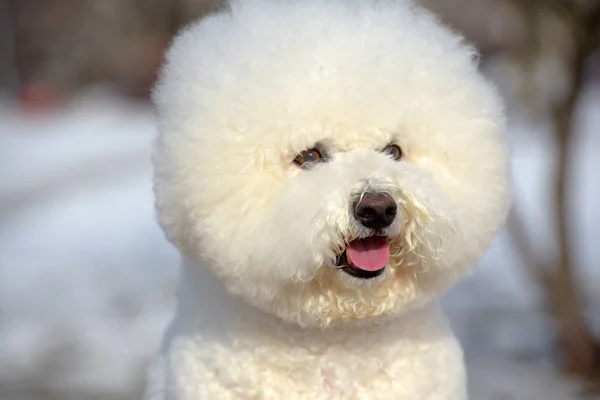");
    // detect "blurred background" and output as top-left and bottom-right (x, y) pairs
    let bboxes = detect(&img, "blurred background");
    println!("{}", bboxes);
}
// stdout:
(0, 0), (598, 399)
